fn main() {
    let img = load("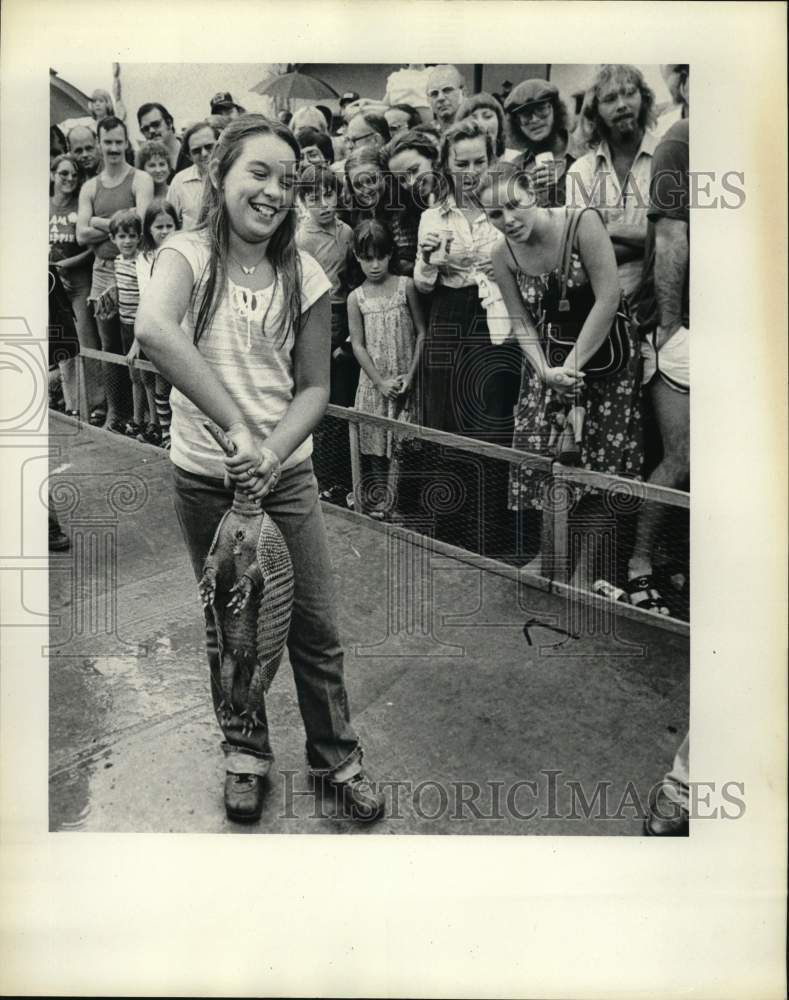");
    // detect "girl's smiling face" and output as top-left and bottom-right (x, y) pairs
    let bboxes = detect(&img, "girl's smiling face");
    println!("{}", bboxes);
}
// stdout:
(347, 163), (383, 207)
(143, 155), (170, 187)
(215, 133), (298, 244)
(479, 177), (538, 241)
(150, 211), (176, 247)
